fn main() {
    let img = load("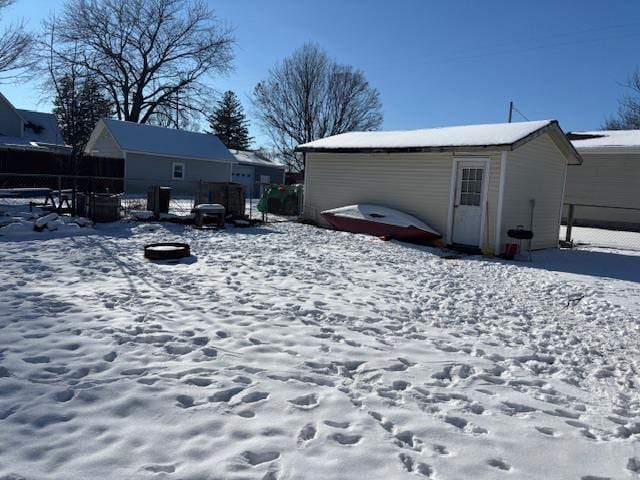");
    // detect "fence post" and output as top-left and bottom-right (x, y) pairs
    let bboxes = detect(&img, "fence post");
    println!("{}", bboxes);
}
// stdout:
(57, 175), (62, 214)
(565, 204), (575, 244)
